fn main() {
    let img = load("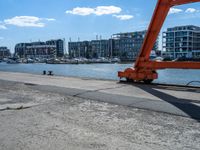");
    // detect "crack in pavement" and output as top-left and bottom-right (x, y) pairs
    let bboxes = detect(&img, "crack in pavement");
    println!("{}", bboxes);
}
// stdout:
(0, 103), (43, 112)
(0, 105), (31, 111)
